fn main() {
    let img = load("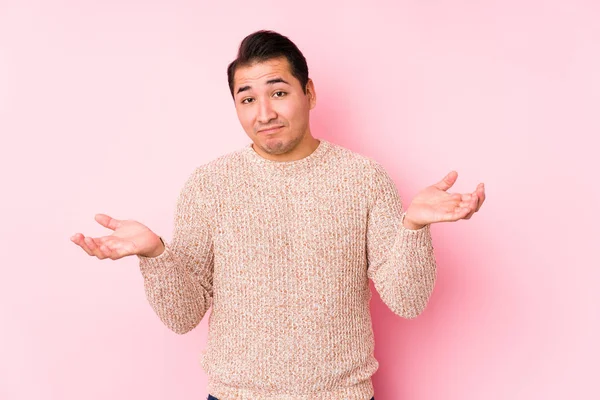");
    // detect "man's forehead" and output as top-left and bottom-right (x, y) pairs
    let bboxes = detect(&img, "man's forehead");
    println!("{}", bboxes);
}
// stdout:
(233, 58), (294, 89)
